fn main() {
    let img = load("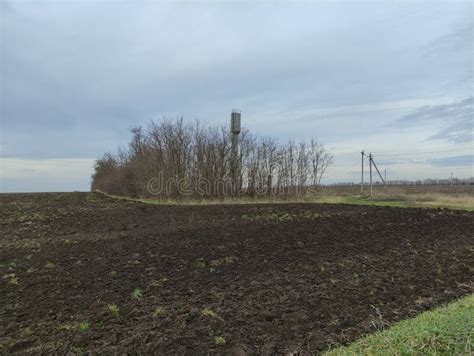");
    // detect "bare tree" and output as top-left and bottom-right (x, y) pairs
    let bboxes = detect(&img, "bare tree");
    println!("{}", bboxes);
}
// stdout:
(91, 117), (334, 199)
(308, 138), (335, 187)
